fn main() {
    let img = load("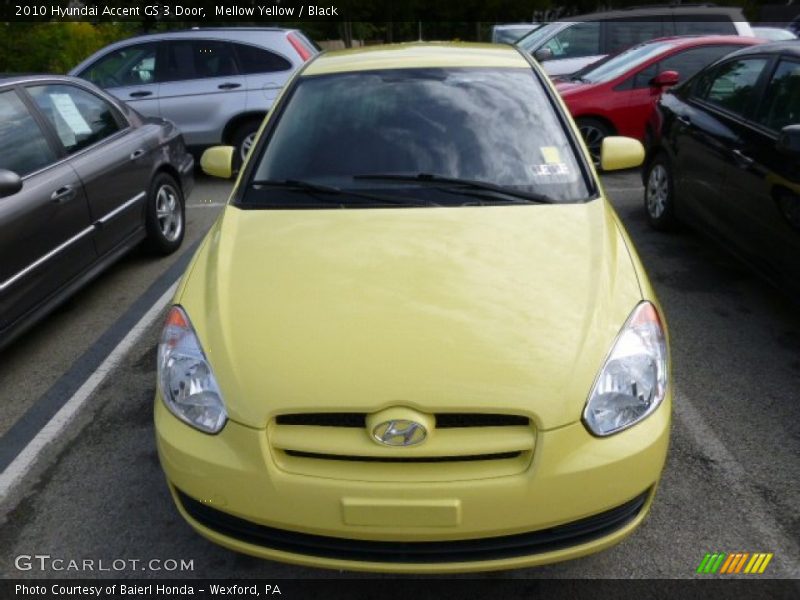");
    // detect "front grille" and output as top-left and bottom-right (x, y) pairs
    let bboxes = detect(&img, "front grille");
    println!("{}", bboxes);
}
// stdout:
(177, 488), (650, 564)
(275, 413), (530, 428)
(269, 411), (536, 481)
(284, 450), (521, 463)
